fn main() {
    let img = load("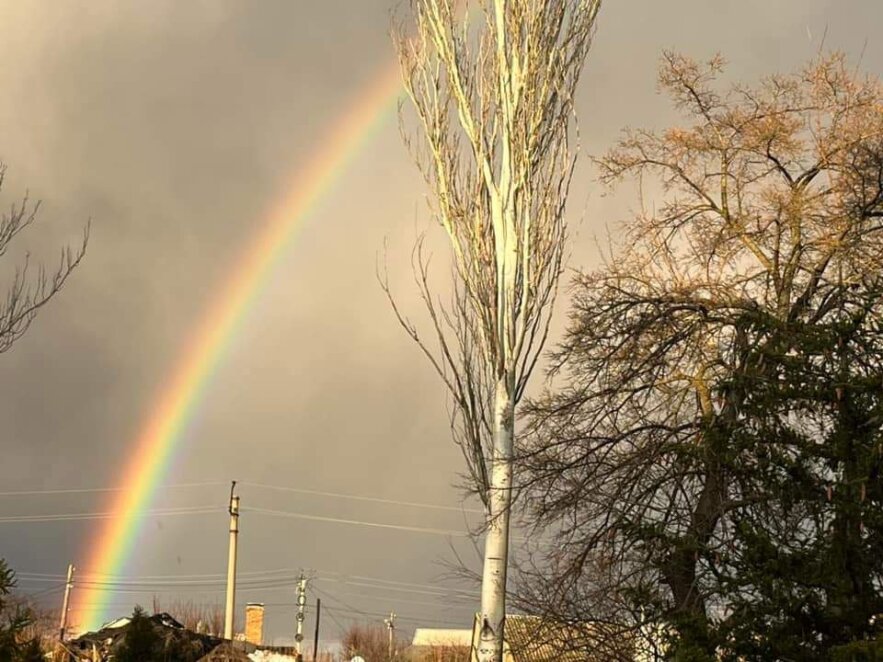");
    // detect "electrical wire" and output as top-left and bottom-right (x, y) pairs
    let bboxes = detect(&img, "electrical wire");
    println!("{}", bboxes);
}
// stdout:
(310, 585), (473, 611)
(312, 586), (468, 629)
(243, 506), (472, 538)
(0, 500), (535, 548)
(0, 481), (484, 515)
(0, 482), (224, 497)
(16, 568), (472, 597)
(314, 574), (476, 600)
(0, 505), (221, 523)
(239, 481), (483, 515)
(0, 479), (482, 516)
(18, 568), (296, 581)
(16, 582), (67, 599)
(318, 570), (478, 595)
